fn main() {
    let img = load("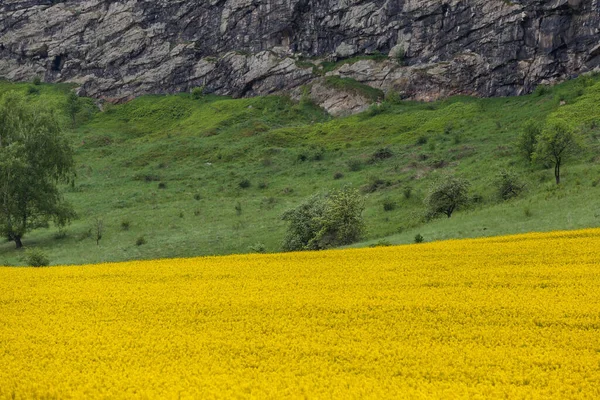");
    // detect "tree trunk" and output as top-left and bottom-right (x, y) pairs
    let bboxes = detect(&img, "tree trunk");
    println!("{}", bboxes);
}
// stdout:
(14, 236), (23, 249)
(555, 162), (561, 185)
